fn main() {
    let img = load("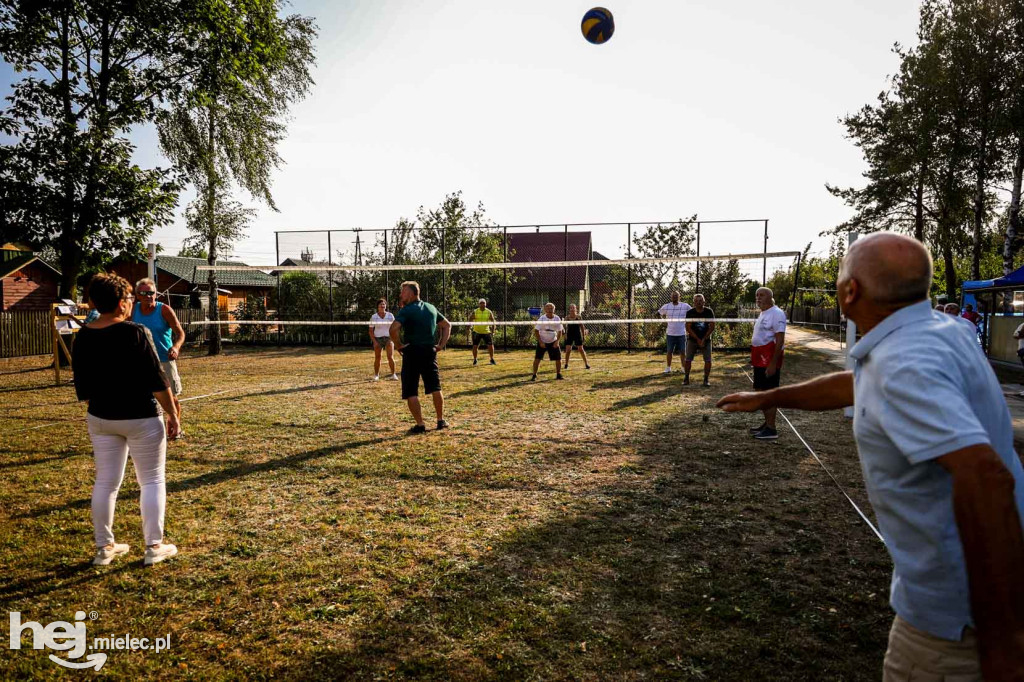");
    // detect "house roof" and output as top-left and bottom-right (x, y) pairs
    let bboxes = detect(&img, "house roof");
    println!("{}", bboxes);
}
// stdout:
(1, 248), (61, 279)
(154, 255), (276, 288)
(506, 232), (591, 288)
